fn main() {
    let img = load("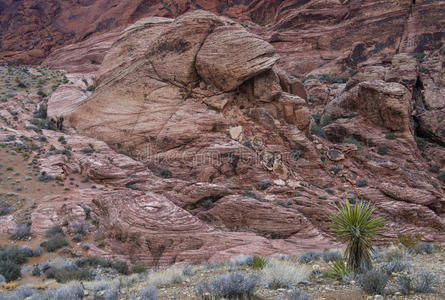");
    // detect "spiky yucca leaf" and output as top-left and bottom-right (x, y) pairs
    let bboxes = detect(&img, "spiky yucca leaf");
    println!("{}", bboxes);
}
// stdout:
(330, 201), (385, 272)
(326, 259), (350, 281)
